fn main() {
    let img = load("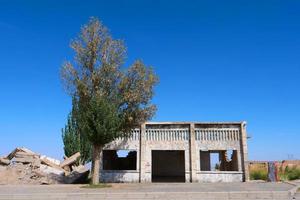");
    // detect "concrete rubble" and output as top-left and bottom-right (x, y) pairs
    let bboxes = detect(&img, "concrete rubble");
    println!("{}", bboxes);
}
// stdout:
(0, 147), (89, 185)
